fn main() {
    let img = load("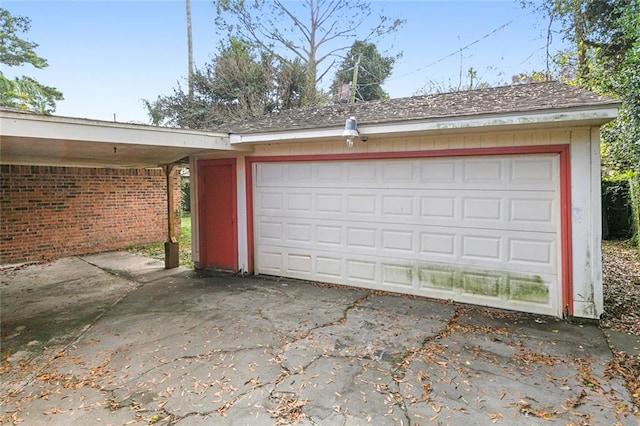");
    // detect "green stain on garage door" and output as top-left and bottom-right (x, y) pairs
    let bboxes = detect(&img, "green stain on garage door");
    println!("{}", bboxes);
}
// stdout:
(412, 263), (549, 304)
